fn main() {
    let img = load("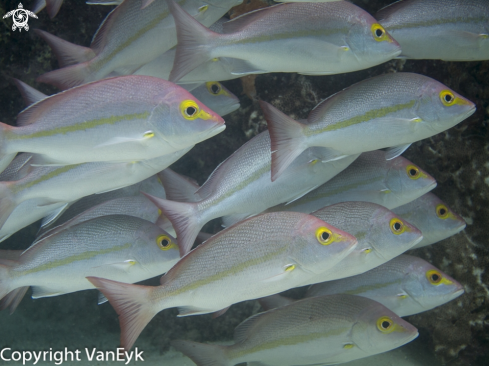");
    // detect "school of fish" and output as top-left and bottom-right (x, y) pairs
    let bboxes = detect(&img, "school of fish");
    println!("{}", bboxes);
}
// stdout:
(1, 0), (486, 364)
